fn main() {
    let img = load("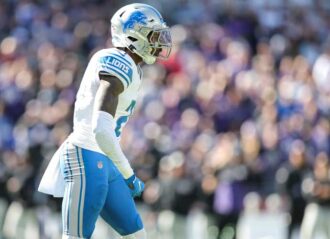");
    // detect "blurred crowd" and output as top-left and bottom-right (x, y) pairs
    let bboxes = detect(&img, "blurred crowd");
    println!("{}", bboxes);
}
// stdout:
(0, 0), (330, 238)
